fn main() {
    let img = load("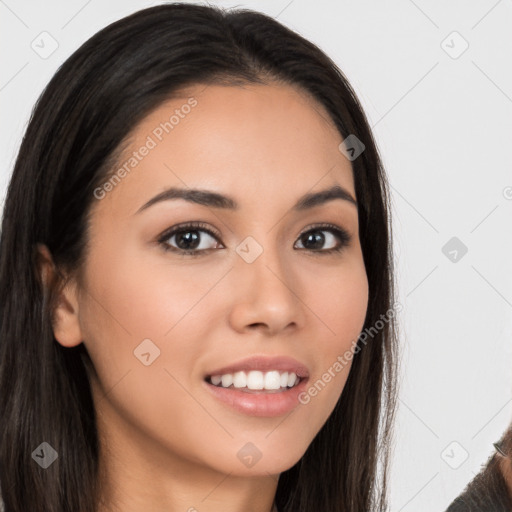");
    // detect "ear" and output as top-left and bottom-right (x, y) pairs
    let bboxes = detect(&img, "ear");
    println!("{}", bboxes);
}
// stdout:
(37, 243), (83, 348)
